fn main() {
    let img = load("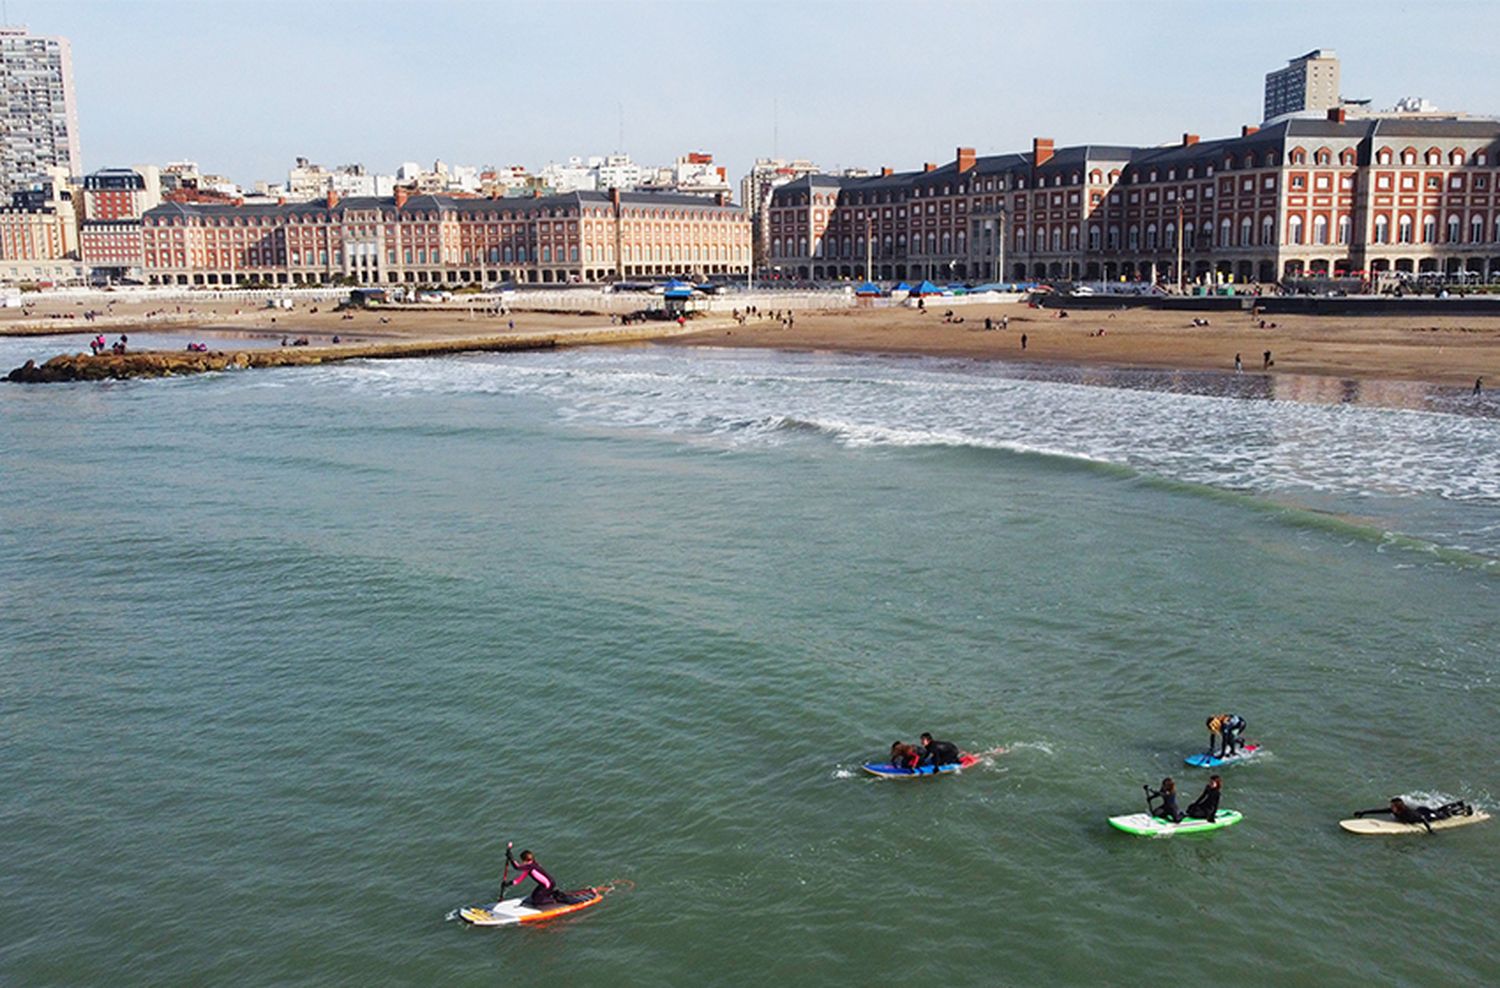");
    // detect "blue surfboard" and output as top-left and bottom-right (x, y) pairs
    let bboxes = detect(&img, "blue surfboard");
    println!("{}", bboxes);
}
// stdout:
(1185, 744), (1259, 768)
(861, 753), (980, 778)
